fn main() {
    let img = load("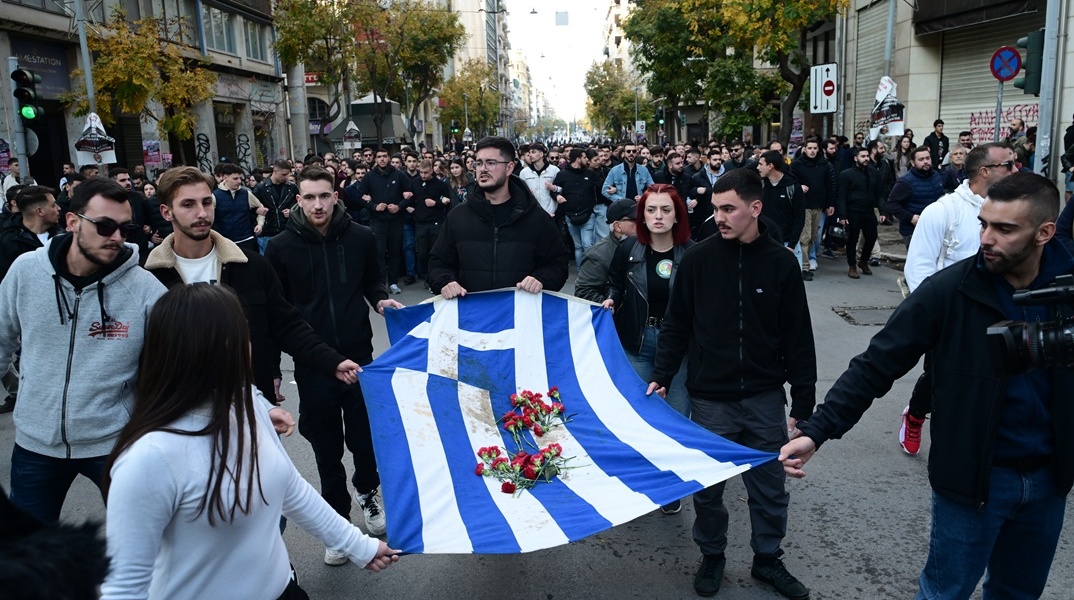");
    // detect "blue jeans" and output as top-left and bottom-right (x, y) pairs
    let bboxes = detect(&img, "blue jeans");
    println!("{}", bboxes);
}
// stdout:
(916, 466), (1065, 600)
(625, 325), (689, 417)
(566, 214), (599, 267)
(256, 235), (271, 255)
(592, 204), (610, 240)
(403, 218), (417, 277)
(810, 211), (828, 261)
(9, 444), (108, 523)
